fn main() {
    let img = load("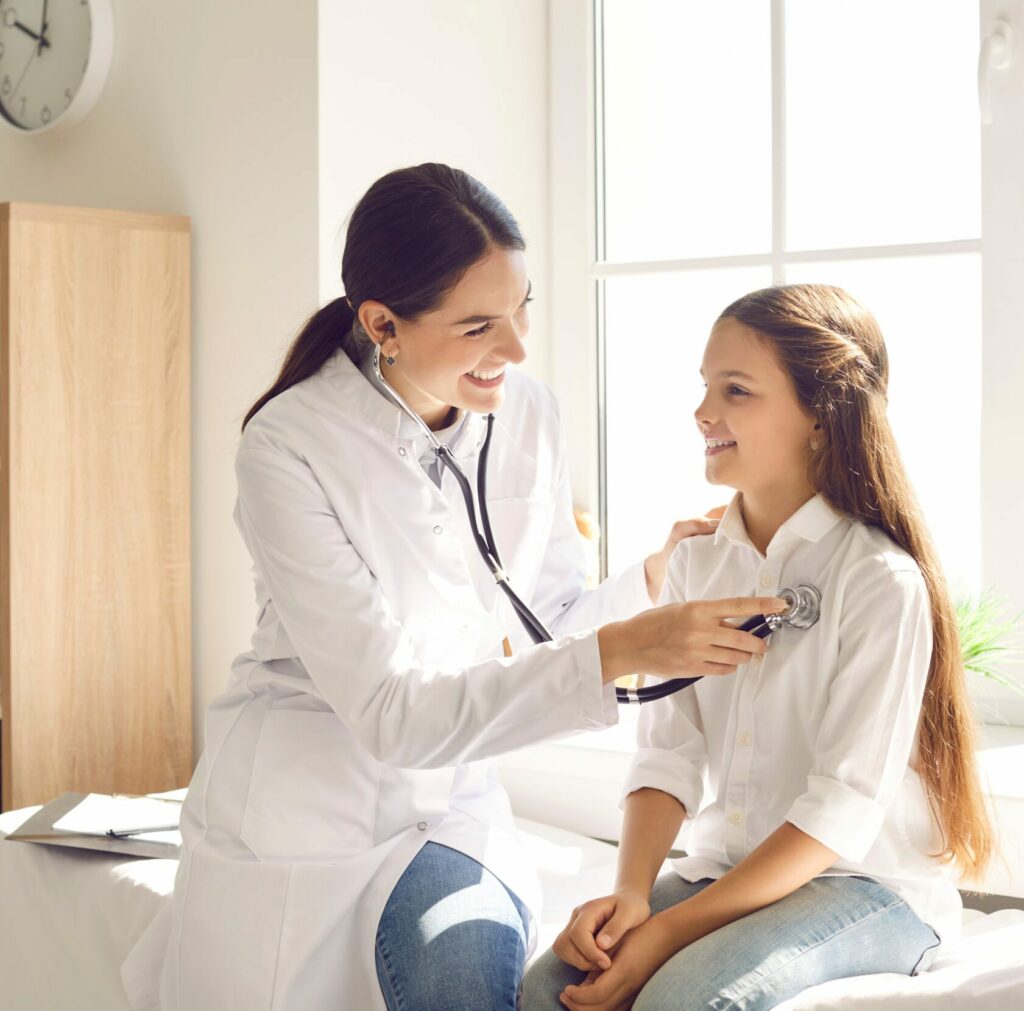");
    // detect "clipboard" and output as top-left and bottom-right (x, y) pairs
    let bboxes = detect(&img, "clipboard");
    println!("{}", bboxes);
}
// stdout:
(4, 791), (182, 859)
